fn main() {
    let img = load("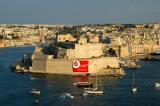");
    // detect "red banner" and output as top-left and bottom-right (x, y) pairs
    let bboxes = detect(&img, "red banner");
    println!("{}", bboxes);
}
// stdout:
(73, 60), (88, 72)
